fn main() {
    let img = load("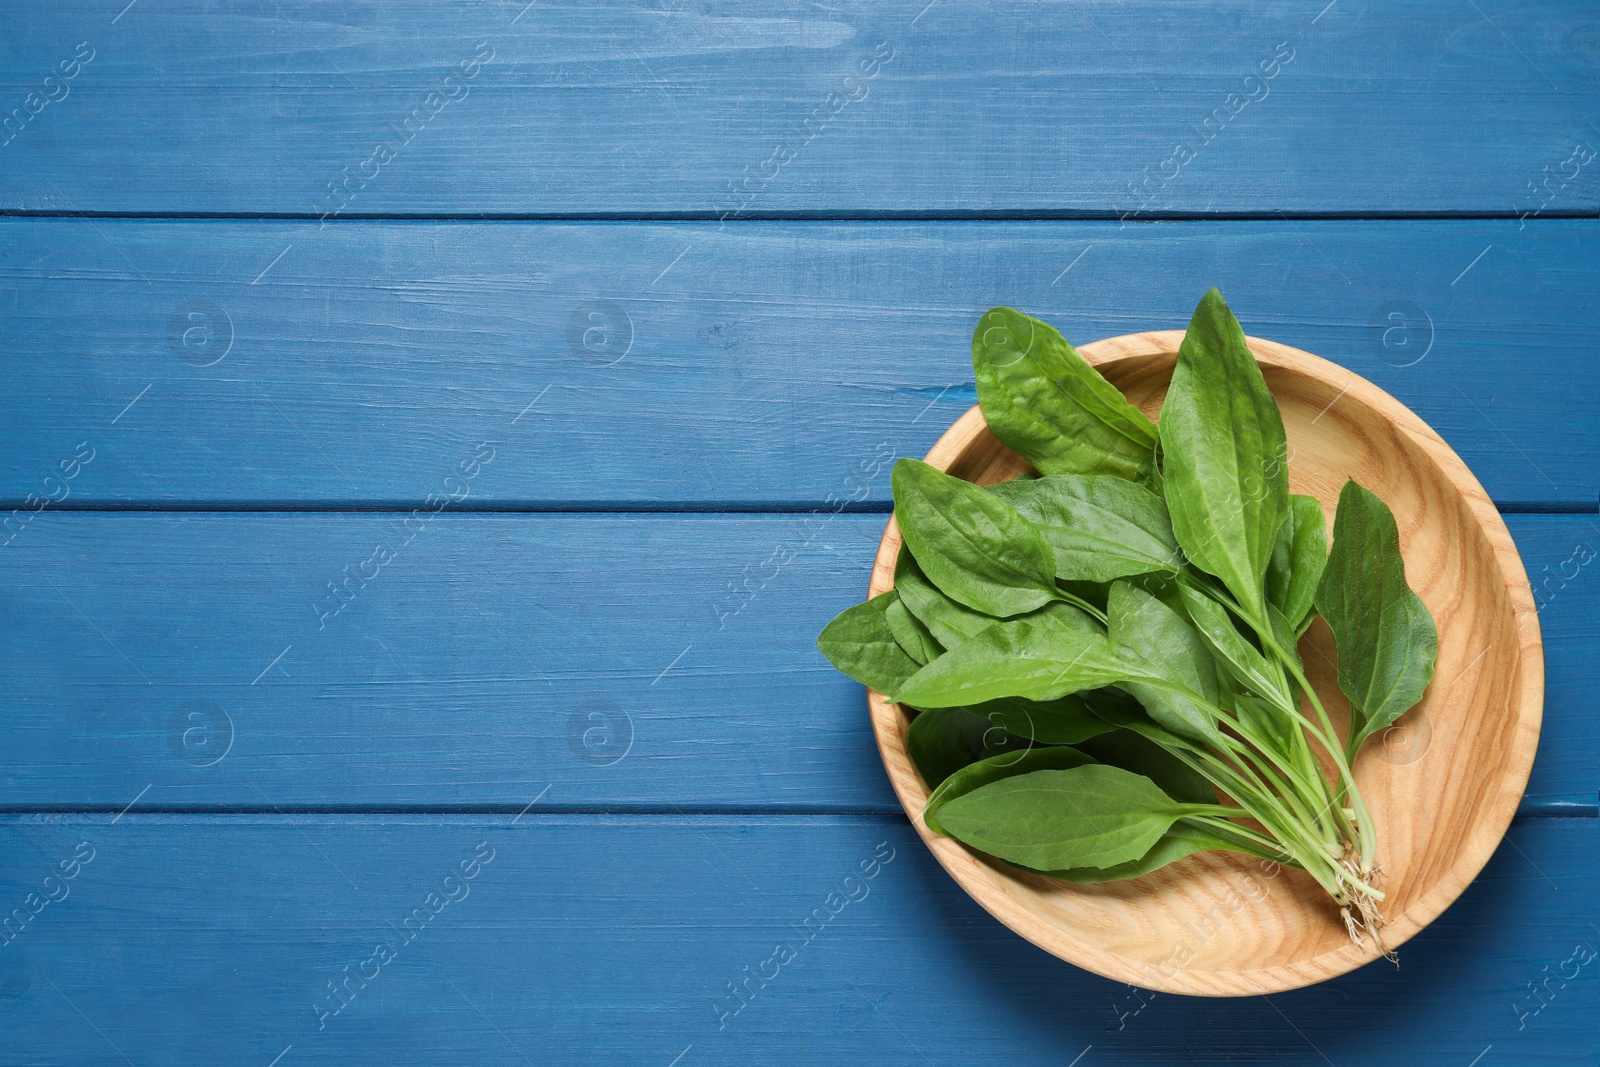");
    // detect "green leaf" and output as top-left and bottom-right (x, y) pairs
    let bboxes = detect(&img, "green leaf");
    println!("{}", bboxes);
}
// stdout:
(1177, 584), (1291, 709)
(893, 603), (1129, 708)
(884, 597), (941, 665)
(1233, 694), (1303, 765)
(972, 694), (1117, 745)
(910, 697), (1109, 796)
(1268, 494), (1329, 636)
(892, 458), (1059, 618)
(1135, 443), (1166, 497)
(1159, 289), (1289, 622)
(988, 475), (1179, 583)
(972, 307), (1157, 479)
(1266, 603), (1304, 674)
(1316, 480), (1439, 752)
(935, 764), (1193, 870)
(816, 592), (922, 694)
(1106, 581), (1224, 746)
(1082, 694), (1225, 787)
(906, 707), (1029, 790)
(924, 745), (1095, 835)
(1076, 720), (1217, 805)
(1043, 821), (1251, 883)
(893, 548), (996, 649)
